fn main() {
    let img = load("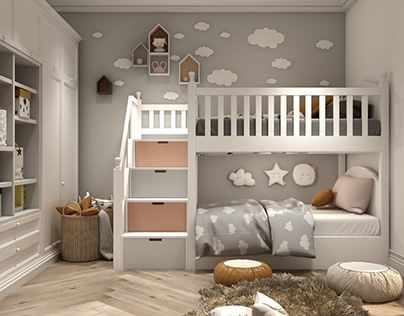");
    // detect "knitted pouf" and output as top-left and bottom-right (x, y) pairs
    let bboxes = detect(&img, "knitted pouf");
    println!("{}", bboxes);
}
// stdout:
(327, 262), (403, 303)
